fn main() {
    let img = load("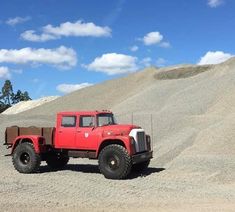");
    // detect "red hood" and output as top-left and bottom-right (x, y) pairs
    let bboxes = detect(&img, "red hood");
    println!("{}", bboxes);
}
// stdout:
(102, 124), (139, 130)
(100, 124), (140, 136)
